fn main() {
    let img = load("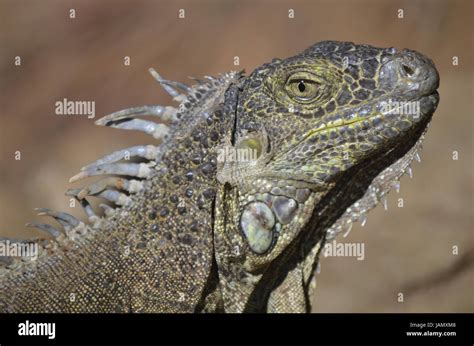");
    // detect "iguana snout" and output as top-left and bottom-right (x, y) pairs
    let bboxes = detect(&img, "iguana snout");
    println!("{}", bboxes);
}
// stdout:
(380, 49), (439, 98)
